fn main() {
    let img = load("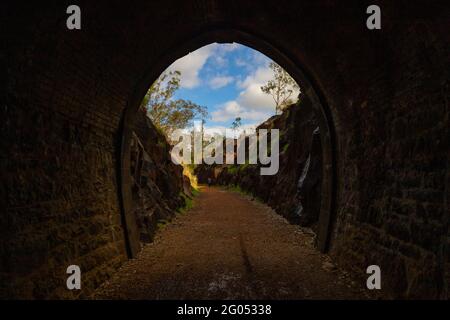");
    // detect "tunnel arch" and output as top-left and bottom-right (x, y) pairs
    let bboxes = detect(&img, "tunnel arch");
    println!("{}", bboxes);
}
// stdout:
(2, 1), (447, 299)
(119, 28), (338, 257)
